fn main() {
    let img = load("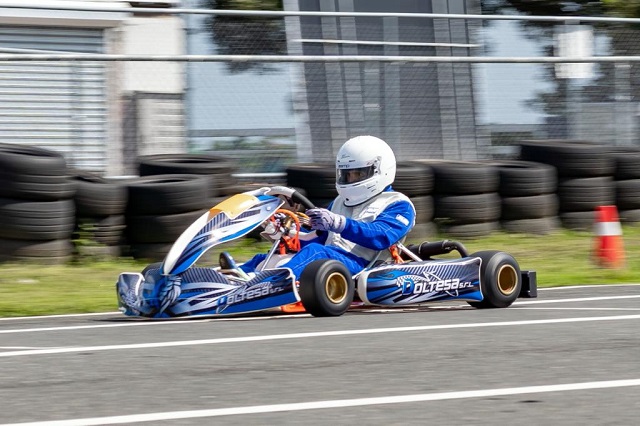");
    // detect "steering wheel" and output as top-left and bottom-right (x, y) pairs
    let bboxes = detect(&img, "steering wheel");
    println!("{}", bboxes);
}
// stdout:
(266, 186), (316, 211)
(264, 186), (317, 253)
